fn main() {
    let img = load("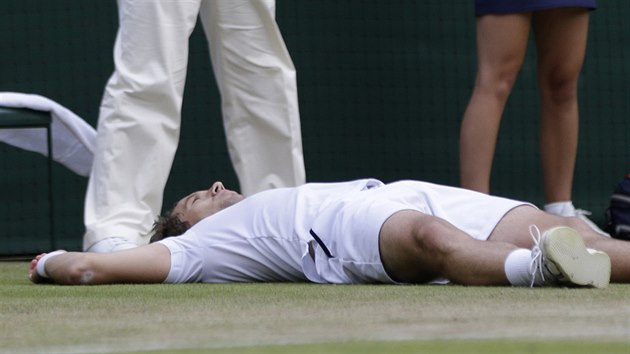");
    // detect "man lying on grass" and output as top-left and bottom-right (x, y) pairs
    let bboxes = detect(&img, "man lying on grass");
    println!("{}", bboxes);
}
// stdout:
(29, 179), (630, 288)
